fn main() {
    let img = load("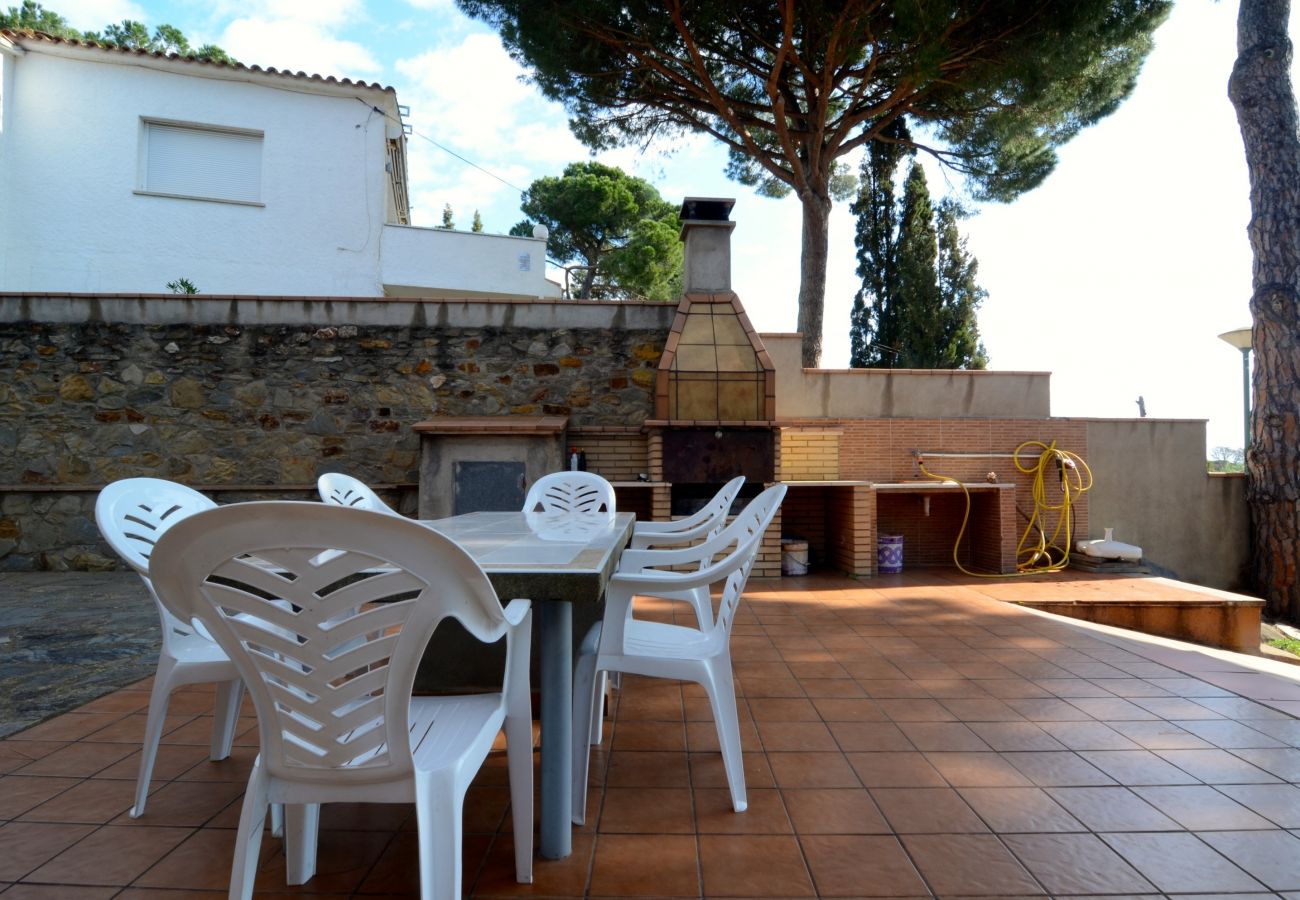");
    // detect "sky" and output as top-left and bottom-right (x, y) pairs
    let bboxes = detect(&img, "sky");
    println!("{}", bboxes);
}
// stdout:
(43, 0), (1279, 453)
